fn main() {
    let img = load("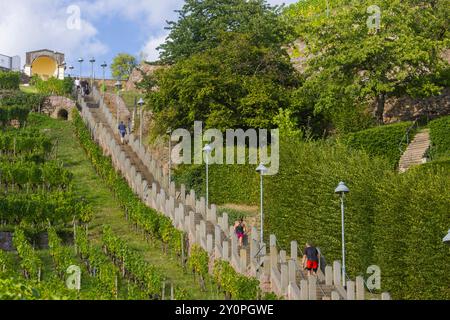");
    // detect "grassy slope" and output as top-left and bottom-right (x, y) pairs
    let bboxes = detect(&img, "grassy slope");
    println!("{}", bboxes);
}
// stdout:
(28, 113), (221, 300)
